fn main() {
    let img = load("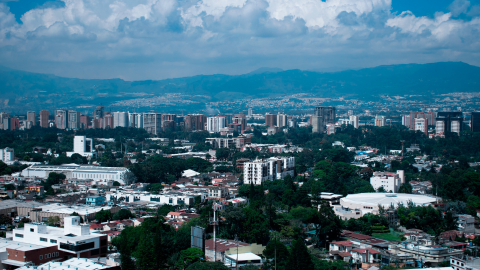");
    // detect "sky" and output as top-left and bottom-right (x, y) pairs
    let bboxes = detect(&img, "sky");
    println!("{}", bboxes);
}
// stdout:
(0, 0), (479, 81)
